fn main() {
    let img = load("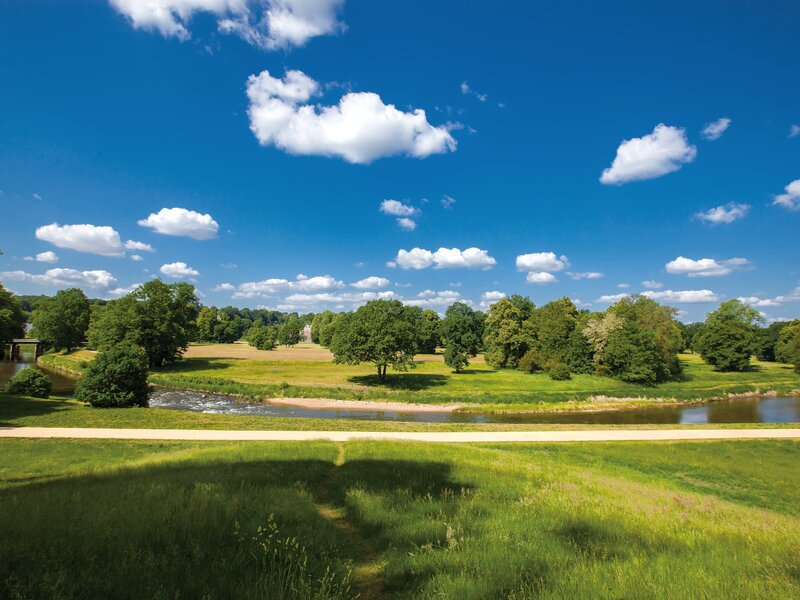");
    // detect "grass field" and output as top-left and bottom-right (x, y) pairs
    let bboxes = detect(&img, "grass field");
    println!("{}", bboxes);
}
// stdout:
(1, 438), (799, 598)
(40, 342), (800, 411)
